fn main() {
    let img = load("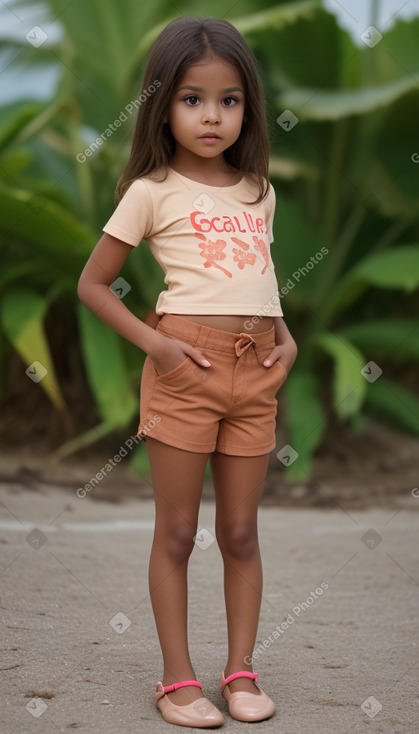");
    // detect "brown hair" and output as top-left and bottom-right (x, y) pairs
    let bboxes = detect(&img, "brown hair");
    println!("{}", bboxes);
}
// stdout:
(116, 16), (270, 204)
